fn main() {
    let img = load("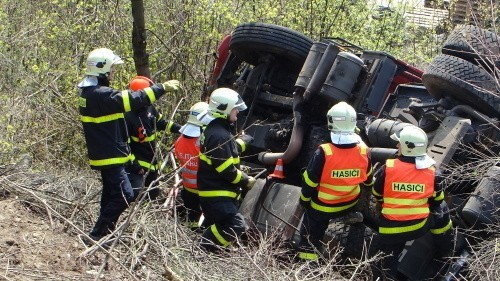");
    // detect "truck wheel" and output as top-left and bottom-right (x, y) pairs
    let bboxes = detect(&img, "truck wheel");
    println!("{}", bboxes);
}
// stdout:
(442, 25), (499, 70)
(422, 54), (500, 118)
(230, 22), (313, 68)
